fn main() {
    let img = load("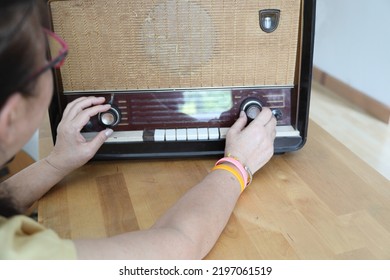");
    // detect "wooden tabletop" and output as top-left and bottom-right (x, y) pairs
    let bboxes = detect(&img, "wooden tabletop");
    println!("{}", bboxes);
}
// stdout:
(38, 120), (390, 259)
